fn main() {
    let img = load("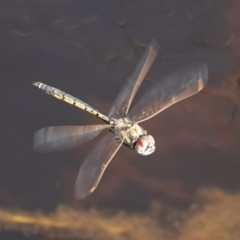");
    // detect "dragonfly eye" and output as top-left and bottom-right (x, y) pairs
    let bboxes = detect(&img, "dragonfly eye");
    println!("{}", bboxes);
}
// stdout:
(135, 135), (155, 155)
